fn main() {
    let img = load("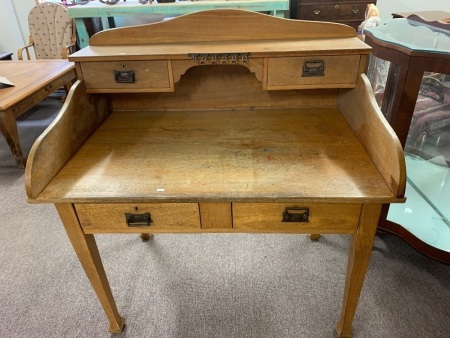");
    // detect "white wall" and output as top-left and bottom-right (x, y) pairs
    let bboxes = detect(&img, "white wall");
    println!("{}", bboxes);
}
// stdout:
(0, 0), (35, 60)
(12, 0), (36, 43)
(376, 0), (450, 20)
